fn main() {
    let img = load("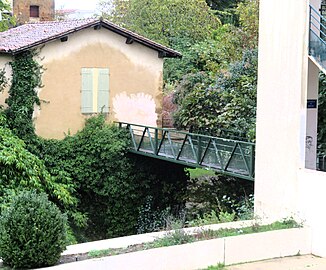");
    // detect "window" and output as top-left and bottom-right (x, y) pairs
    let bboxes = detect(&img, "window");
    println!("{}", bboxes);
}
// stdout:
(81, 68), (110, 114)
(30, 5), (39, 18)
